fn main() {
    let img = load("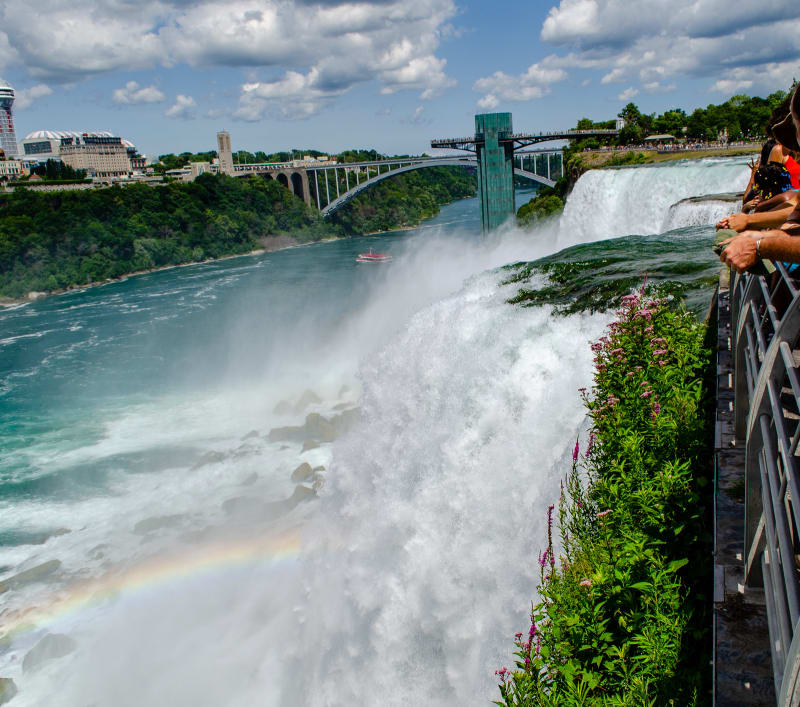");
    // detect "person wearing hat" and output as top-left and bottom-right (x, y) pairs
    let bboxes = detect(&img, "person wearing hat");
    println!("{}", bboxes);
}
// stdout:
(720, 84), (800, 273)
